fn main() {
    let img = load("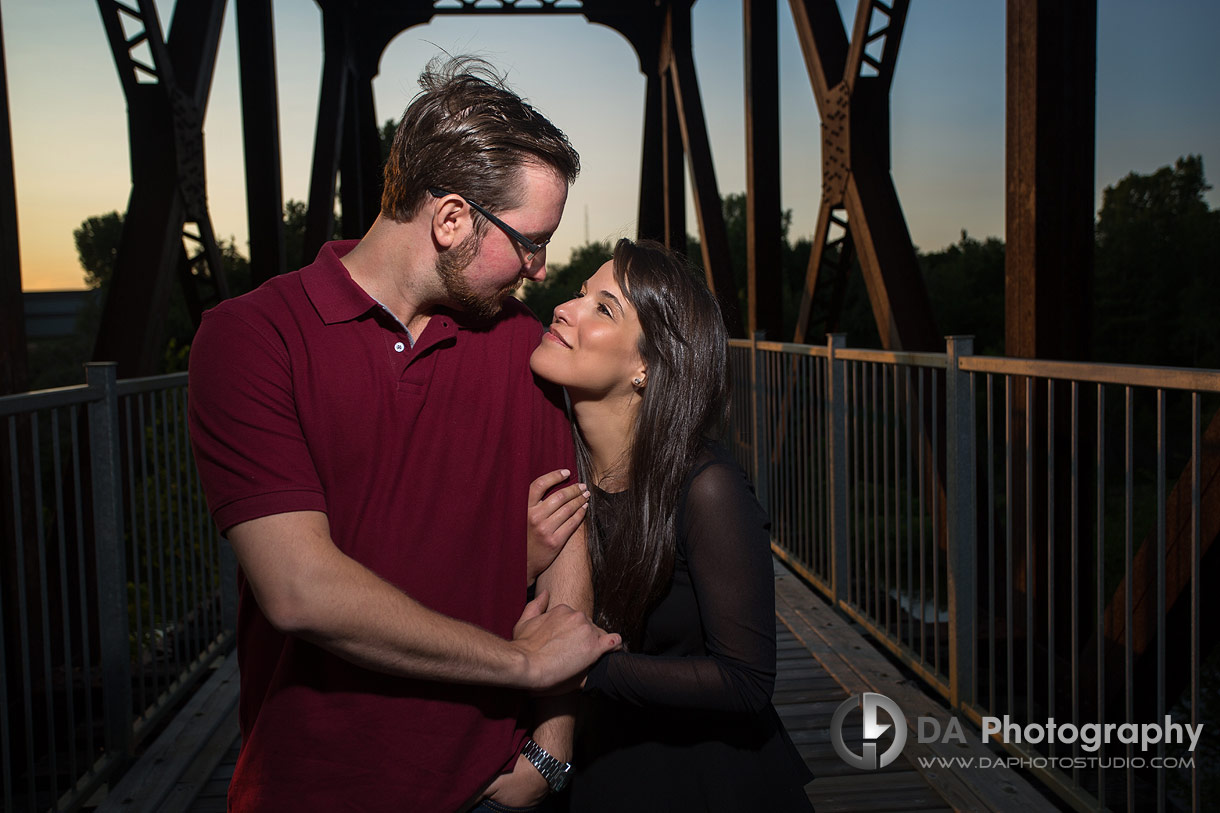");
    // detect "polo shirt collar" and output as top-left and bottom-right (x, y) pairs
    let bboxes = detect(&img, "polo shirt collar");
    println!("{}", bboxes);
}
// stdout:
(299, 239), (498, 335)
(301, 240), (376, 325)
